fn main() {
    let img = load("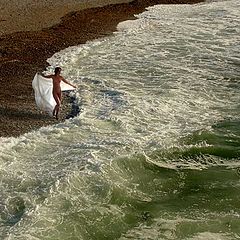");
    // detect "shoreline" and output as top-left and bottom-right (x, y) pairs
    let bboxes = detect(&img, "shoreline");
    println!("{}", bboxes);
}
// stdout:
(0, 0), (204, 138)
(0, 0), (133, 36)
